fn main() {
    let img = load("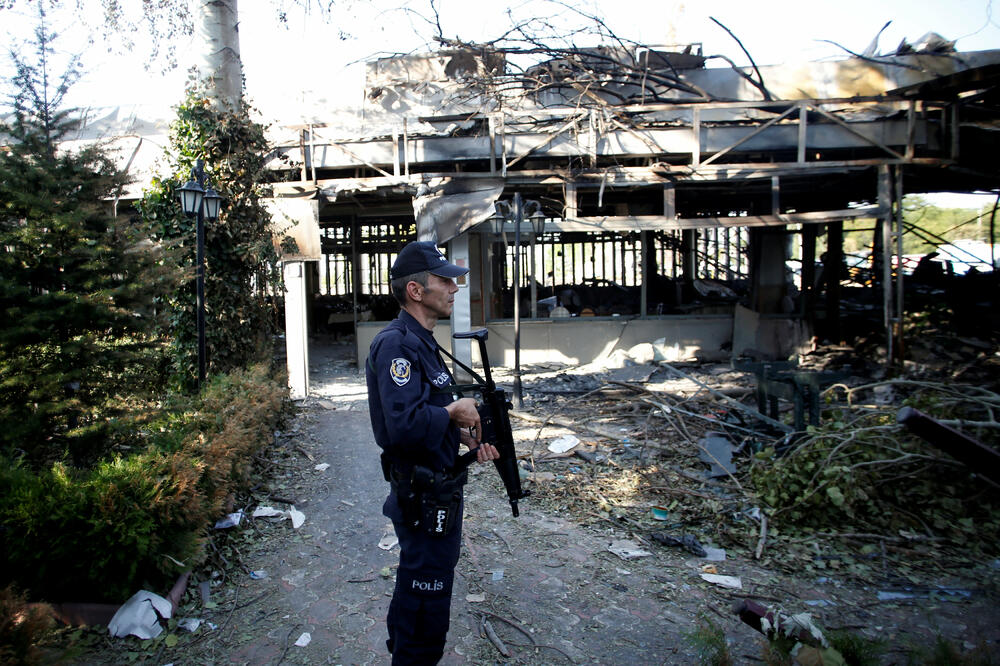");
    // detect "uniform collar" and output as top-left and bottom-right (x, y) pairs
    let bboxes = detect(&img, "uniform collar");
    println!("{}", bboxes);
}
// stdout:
(398, 309), (438, 349)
